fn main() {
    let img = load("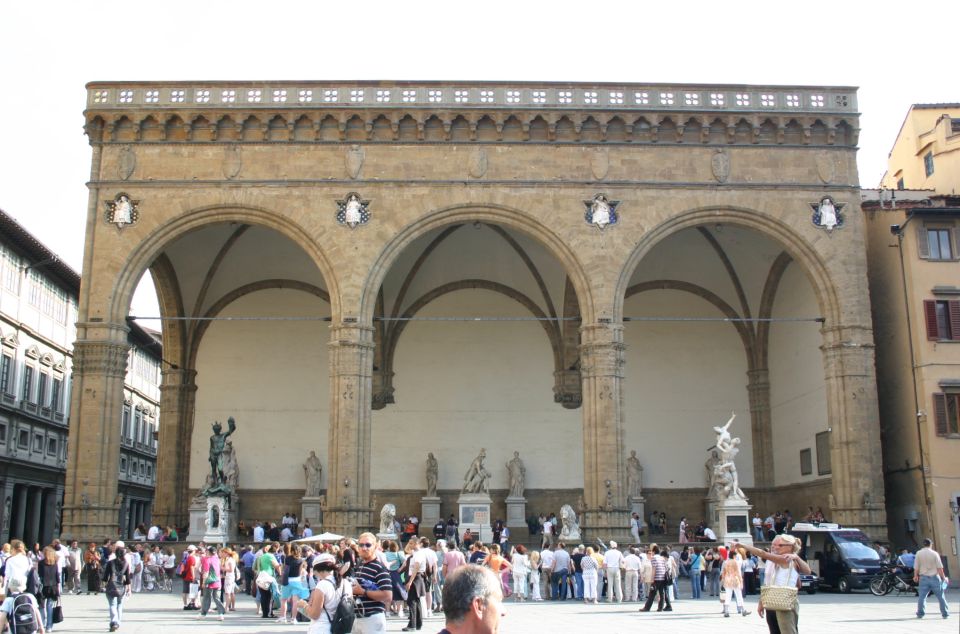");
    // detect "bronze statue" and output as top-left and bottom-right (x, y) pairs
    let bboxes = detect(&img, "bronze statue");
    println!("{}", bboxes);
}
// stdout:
(203, 417), (237, 496)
